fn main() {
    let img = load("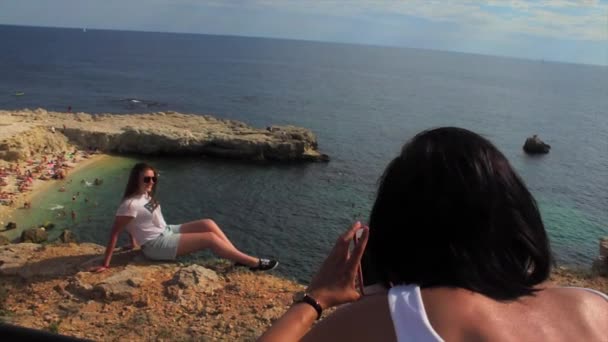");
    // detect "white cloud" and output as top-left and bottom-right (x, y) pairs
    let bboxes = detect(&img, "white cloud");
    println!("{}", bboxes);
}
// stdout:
(196, 0), (607, 41)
